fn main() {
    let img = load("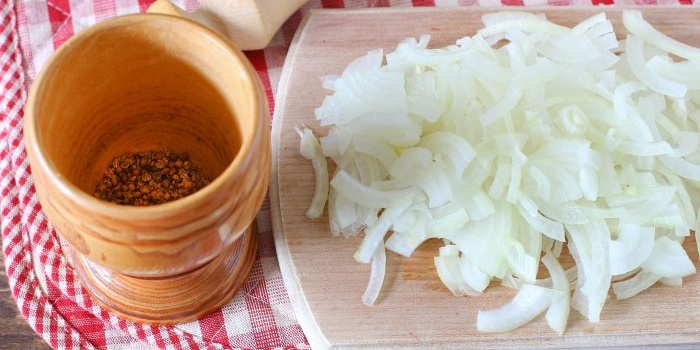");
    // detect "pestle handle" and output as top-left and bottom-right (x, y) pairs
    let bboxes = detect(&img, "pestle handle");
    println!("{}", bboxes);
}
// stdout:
(148, 0), (308, 51)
